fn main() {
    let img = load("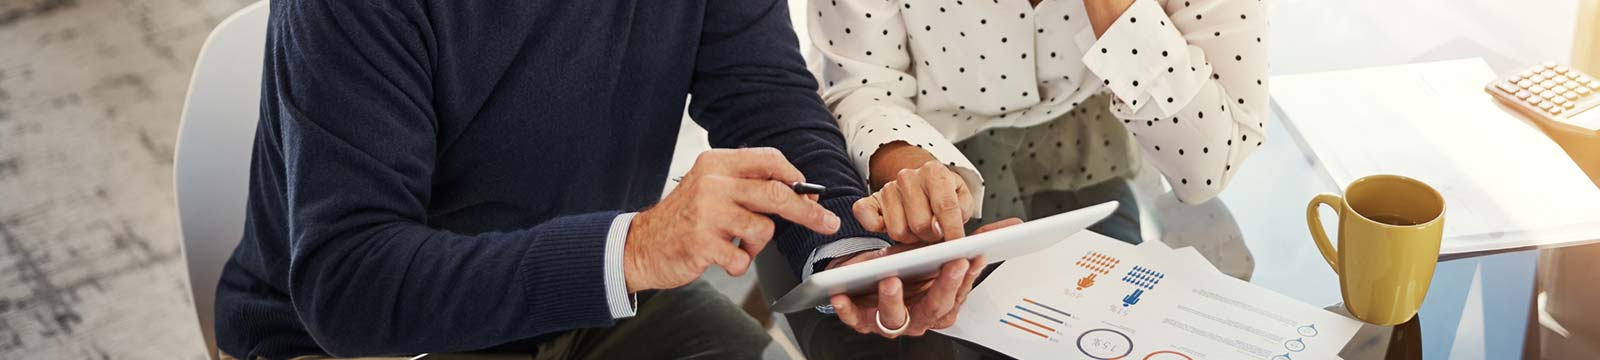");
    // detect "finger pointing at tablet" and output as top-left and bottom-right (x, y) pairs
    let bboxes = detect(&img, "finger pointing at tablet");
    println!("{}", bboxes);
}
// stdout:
(854, 160), (975, 243)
